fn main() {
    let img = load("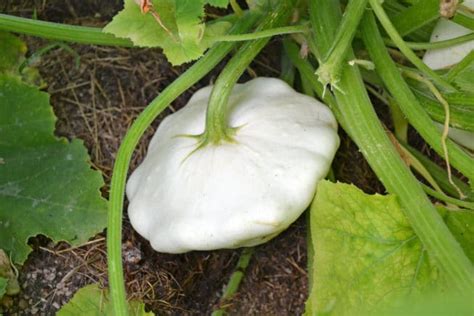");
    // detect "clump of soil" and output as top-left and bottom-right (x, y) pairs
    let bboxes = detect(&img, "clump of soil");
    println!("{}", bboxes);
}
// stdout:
(2, 1), (383, 315)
